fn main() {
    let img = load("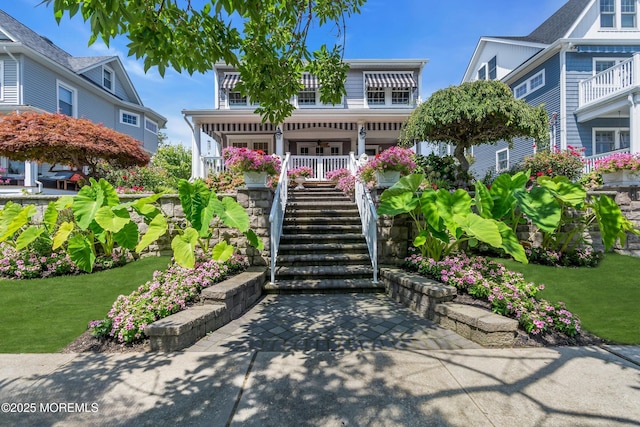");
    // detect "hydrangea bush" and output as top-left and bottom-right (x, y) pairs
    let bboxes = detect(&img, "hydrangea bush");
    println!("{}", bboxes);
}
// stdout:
(222, 147), (281, 175)
(403, 253), (581, 336)
(90, 253), (249, 343)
